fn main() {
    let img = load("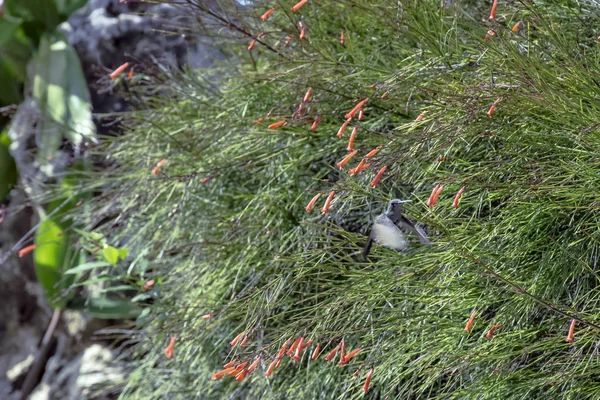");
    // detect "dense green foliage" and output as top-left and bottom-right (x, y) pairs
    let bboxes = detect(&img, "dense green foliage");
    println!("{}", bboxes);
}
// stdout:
(73, 0), (600, 398)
